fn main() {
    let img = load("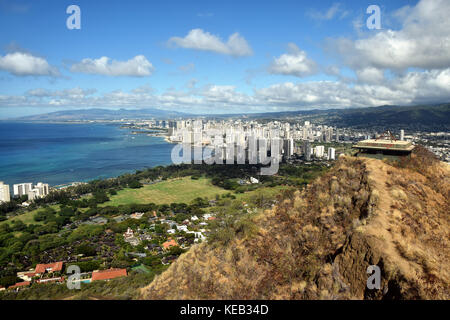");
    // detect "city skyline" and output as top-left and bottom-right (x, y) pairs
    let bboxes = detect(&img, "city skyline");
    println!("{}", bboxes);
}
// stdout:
(1, 0), (449, 119)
